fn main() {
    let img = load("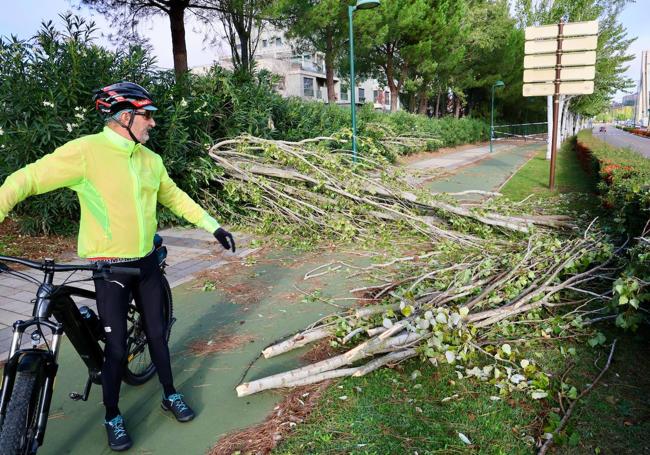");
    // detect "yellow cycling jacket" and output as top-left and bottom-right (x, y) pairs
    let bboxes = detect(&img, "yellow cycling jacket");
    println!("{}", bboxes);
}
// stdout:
(0, 127), (220, 258)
